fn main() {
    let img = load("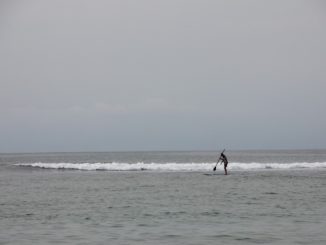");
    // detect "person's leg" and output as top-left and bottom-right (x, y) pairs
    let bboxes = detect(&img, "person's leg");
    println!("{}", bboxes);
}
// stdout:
(224, 164), (227, 175)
